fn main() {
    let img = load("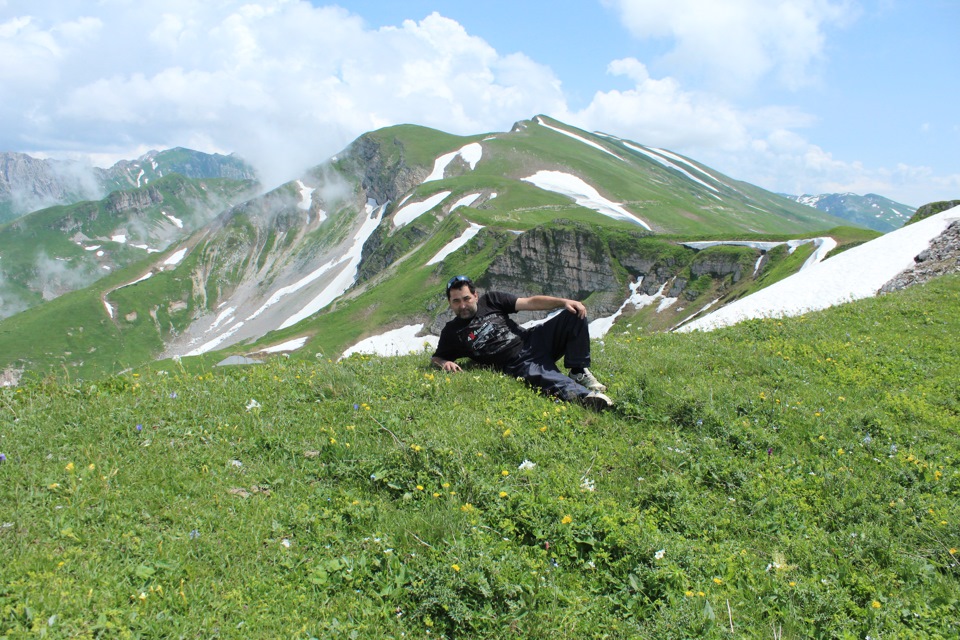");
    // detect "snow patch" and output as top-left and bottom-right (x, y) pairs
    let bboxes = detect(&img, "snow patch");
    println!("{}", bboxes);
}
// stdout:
(111, 235), (127, 244)
(340, 324), (438, 359)
(625, 142), (719, 193)
(522, 170), (650, 229)
(535, 117), (625, 162)
(450, 193), (482, 212)
(277, 201), (386, 329)
(296, 180), (315, 211)
(163, 248), (188, 267)
(677, 207), (960, 332)
(162, 211), (184, 228)
(424, 143), (483, 183)
(427, 223), (485, 266)
(392, 191), (451, 228)
(257, 337), (308, 354)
